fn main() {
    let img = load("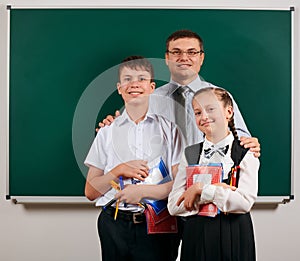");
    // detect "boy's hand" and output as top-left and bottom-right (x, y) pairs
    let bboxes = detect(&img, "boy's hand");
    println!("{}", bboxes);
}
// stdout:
(111, 160), (149, 181)
(96, 110), (120, 132)
(240, 136), (261, 158)
(115, 184), (143, 204)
